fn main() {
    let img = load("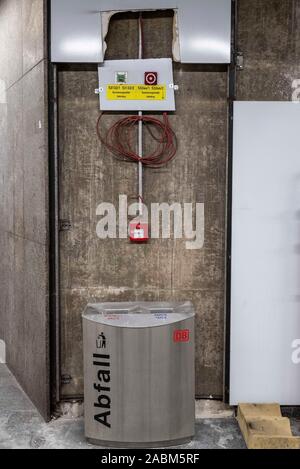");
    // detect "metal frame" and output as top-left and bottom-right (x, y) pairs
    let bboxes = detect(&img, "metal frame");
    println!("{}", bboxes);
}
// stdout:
(48, 0), (61, 411)
(224, 0), (237, 404)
